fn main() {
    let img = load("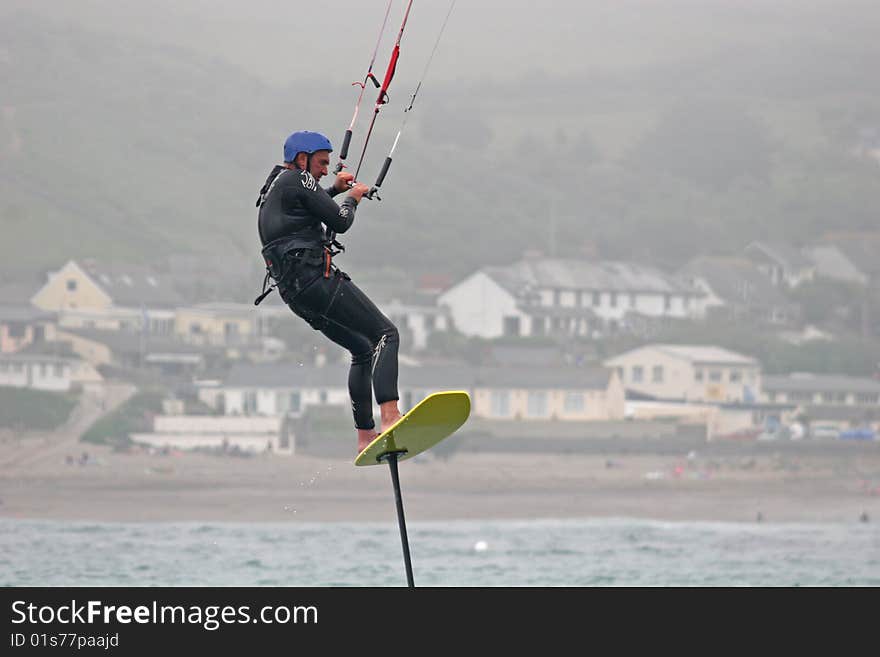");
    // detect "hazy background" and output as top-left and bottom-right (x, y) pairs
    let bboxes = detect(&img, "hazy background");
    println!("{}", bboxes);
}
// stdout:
(3, 0), (879, 285)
